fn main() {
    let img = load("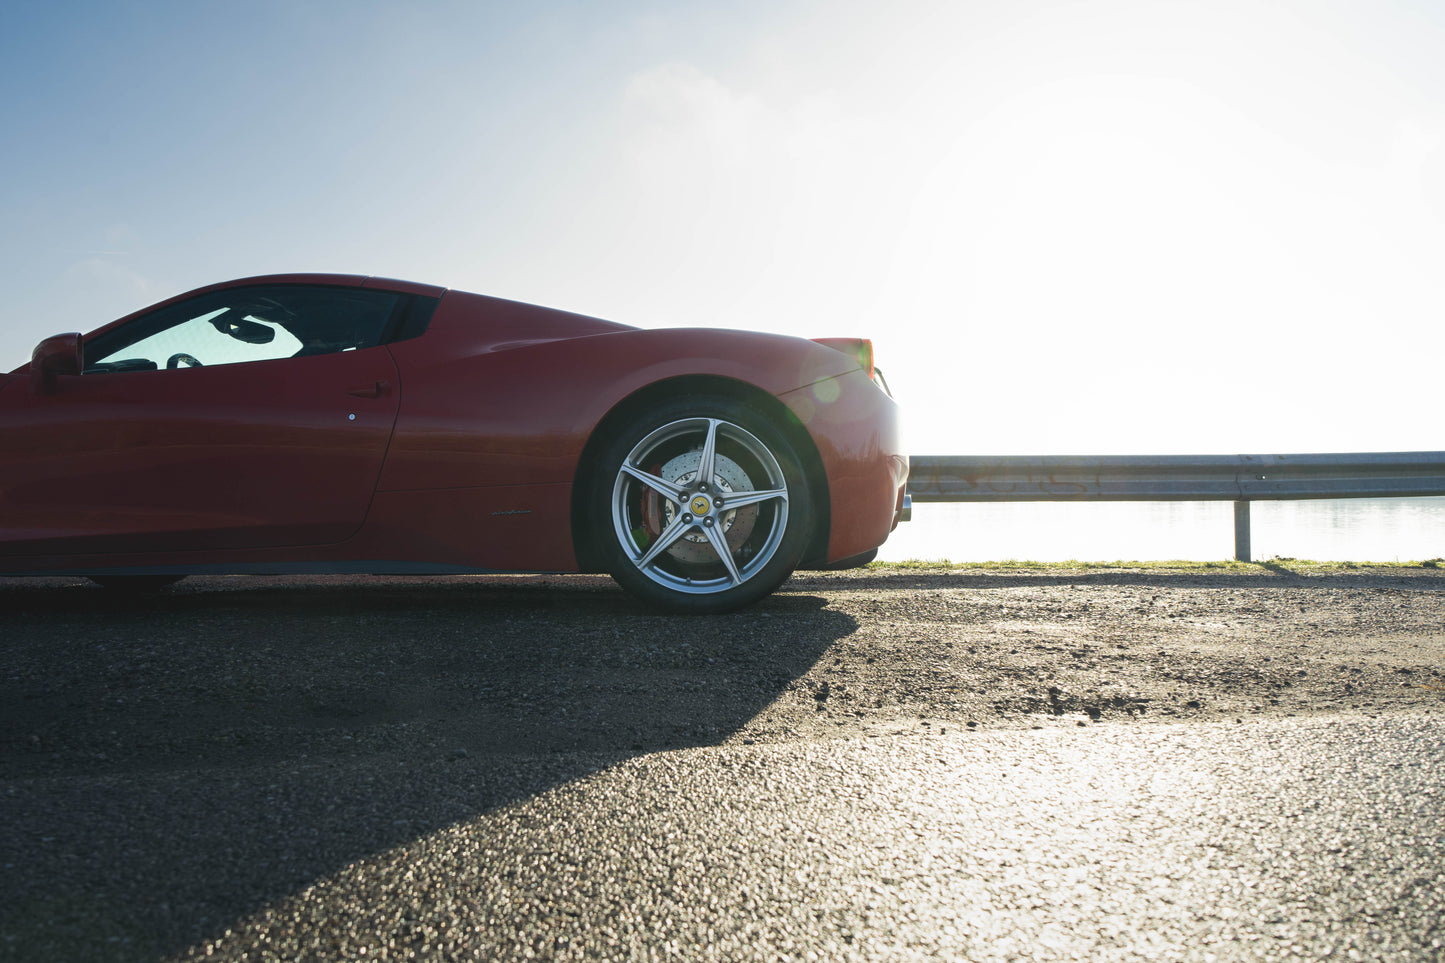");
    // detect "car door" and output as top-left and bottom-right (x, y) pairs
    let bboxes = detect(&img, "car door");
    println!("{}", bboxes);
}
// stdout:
(0, 284), (404, 557)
